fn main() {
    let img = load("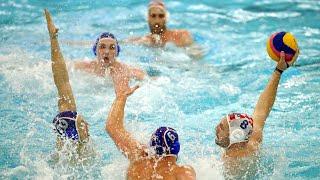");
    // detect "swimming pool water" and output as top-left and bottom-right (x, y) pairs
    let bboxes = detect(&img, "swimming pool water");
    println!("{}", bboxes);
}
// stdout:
(0, 0), (319, 179)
